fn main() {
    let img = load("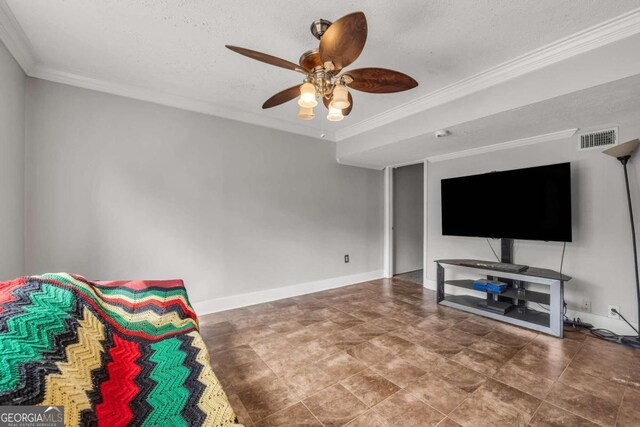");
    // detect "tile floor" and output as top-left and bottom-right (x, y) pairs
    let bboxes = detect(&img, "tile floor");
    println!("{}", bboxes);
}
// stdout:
(199, 277), (640, 426)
